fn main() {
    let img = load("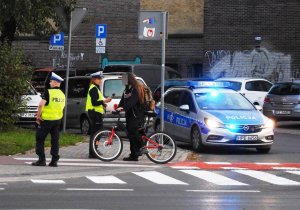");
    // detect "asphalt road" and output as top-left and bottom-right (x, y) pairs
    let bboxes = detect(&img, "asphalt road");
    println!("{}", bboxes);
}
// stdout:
(0, 122), (300, 209)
